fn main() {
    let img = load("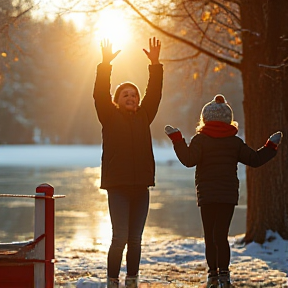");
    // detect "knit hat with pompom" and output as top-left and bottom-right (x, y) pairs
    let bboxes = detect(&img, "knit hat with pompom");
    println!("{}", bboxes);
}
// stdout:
(201, 94), (233, 124)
